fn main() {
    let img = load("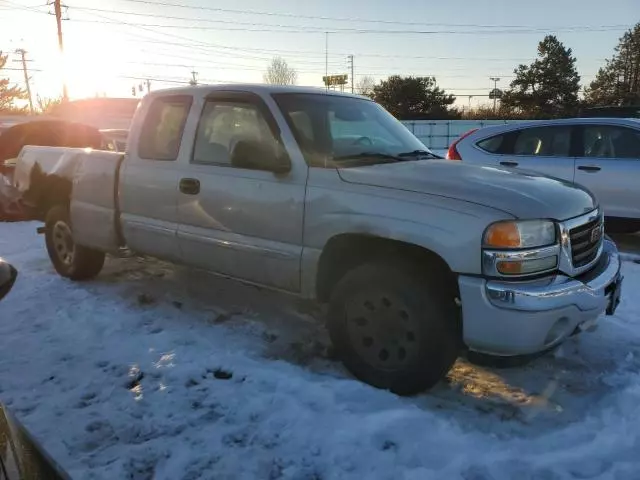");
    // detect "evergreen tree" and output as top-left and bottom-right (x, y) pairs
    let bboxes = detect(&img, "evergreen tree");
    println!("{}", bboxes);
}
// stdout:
(372, 75), (458, 120)
(585, 23), (640, 106)
(501, 36), (581, 118)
